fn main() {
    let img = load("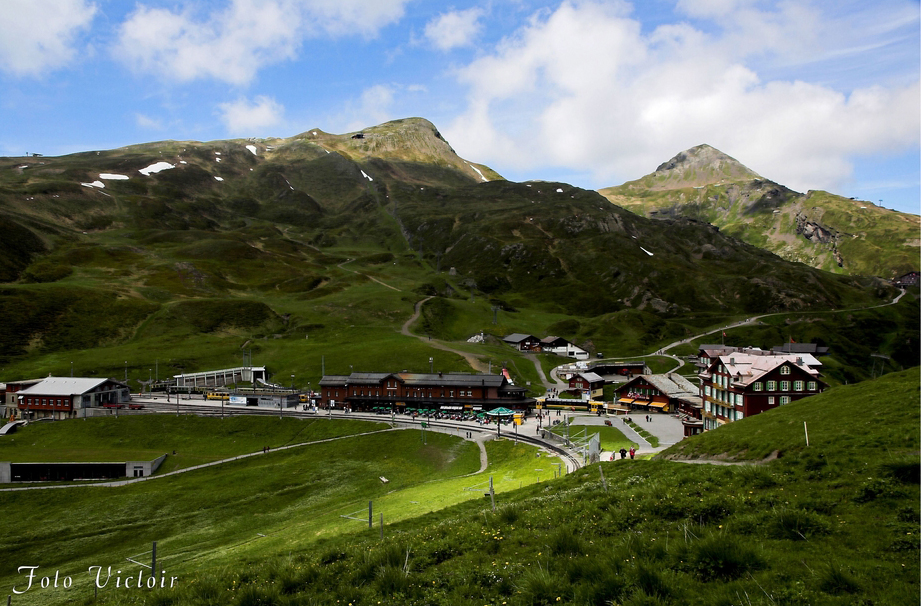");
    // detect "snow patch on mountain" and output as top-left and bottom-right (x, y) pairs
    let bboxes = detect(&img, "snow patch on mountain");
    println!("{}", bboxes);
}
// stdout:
(139, 162), (175, 176)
